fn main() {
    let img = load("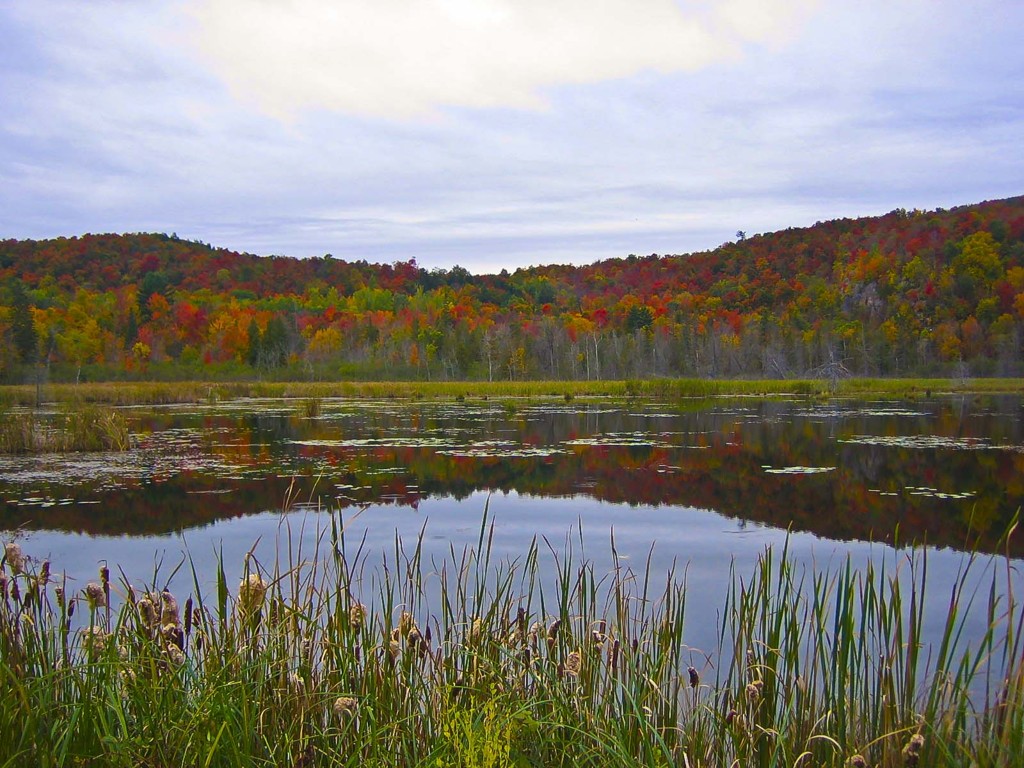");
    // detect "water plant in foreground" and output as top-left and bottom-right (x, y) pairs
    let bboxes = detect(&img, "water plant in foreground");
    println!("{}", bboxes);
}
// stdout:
(0, 514), (1021, 767)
